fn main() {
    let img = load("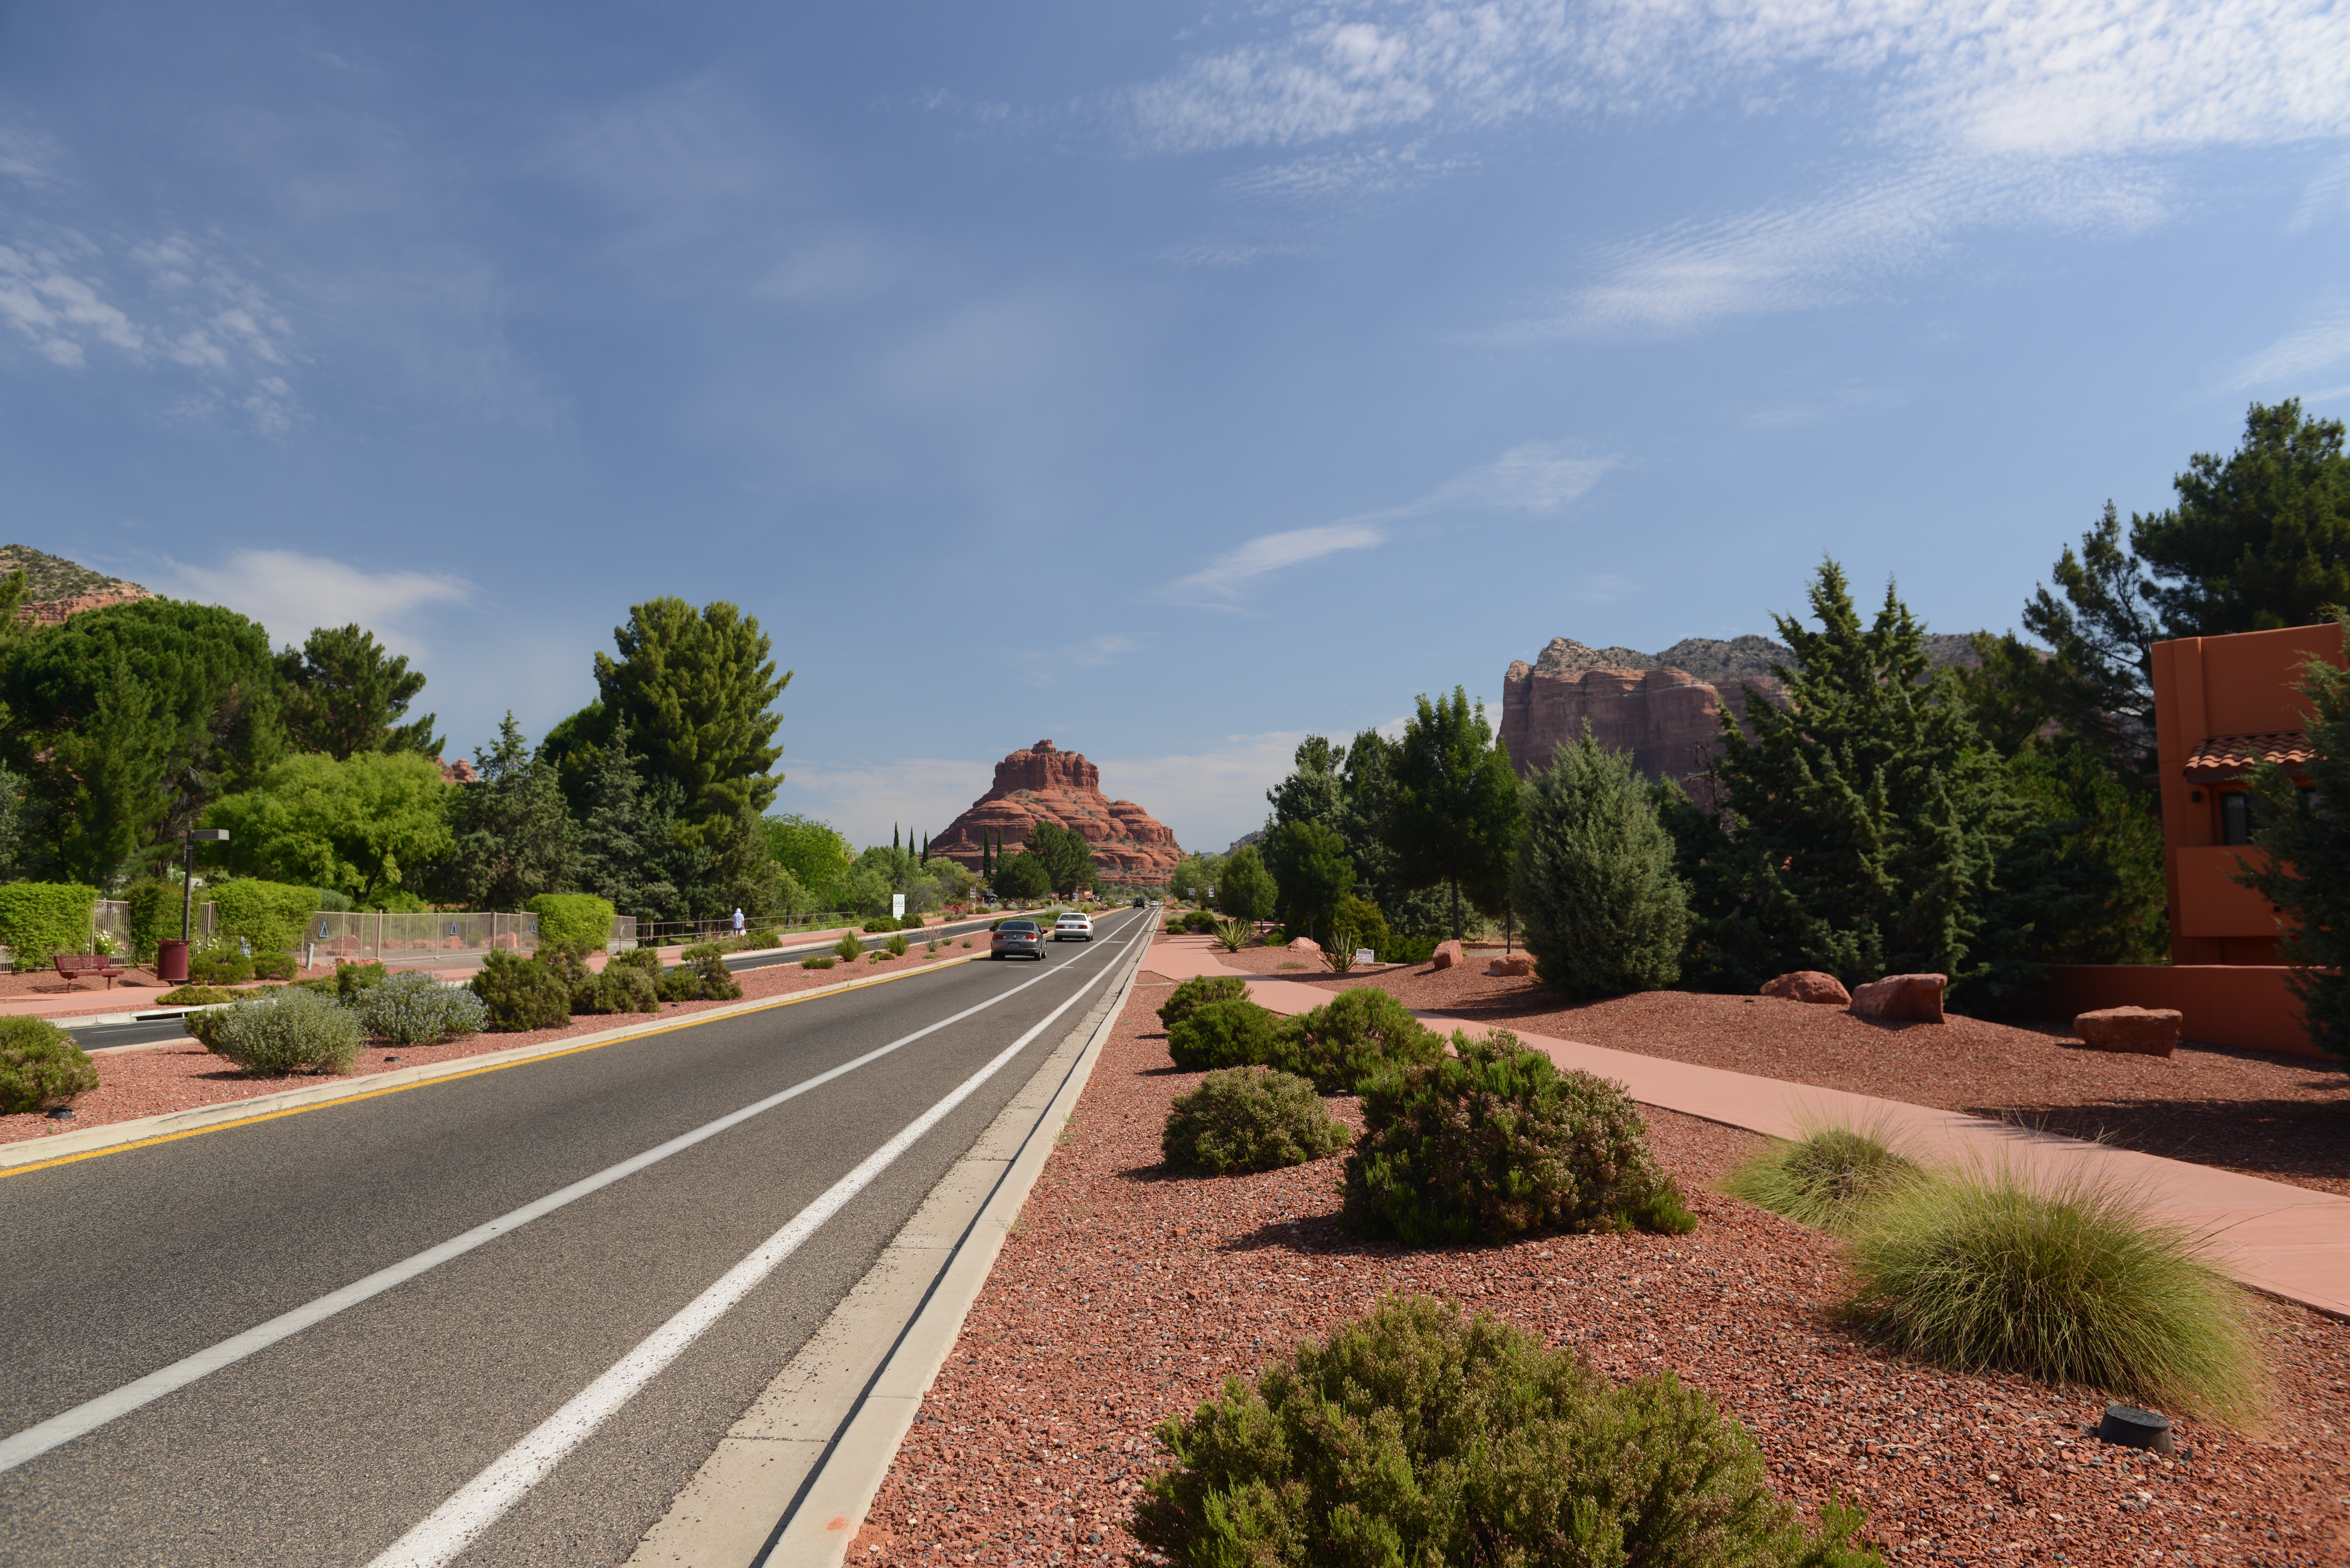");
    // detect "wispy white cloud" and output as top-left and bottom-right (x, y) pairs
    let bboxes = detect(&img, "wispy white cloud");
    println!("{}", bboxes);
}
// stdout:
(155, 549), (476, 657)
(2290, 155), (2350, 234)
(1167, 523), (1386, 604)
(2226, 303), (2350, 390)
